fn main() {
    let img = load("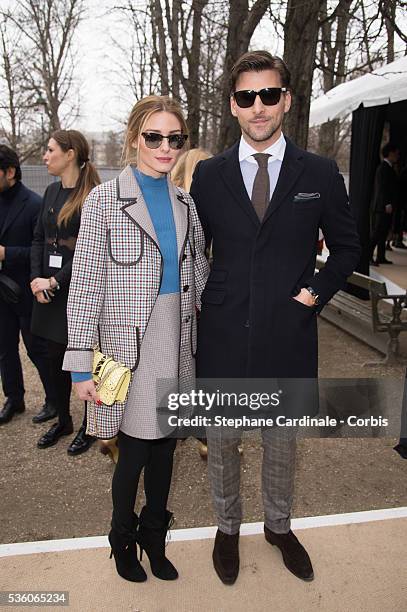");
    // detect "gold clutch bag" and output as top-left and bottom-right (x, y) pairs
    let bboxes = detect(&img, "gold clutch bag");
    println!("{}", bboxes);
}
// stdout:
(92, 348), (131, 406)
